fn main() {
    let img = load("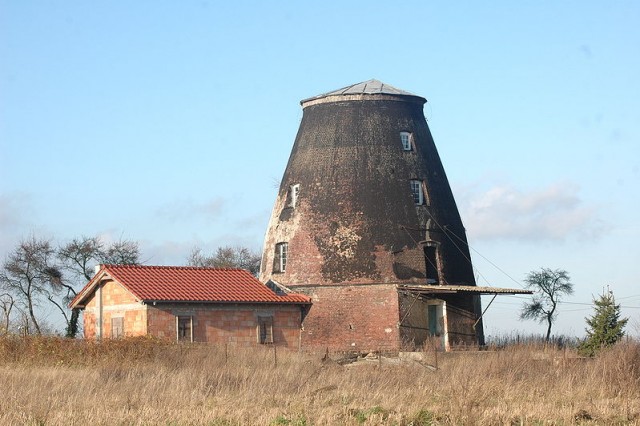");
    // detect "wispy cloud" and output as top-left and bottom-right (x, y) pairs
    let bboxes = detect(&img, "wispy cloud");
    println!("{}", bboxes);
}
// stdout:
(234, 209), (270, 231)
(0, 192), (37, 259)
(156, 197), (226, 222)
(0, 192), (33, 229)
(141, 235), (263, 266)
(457, 181), (606, 242)
(141, 239), (198, 265)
